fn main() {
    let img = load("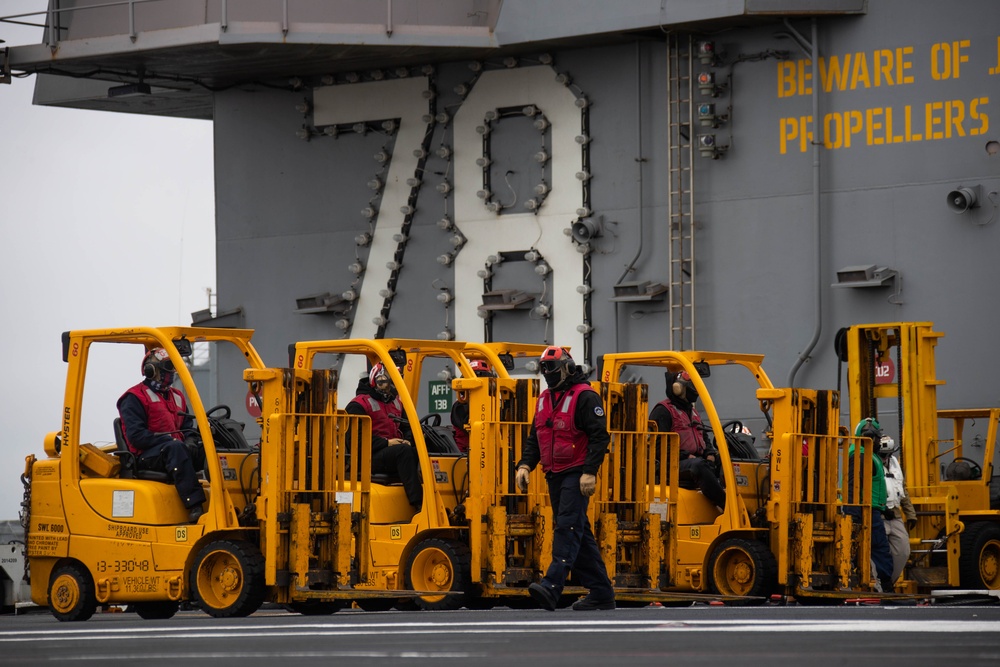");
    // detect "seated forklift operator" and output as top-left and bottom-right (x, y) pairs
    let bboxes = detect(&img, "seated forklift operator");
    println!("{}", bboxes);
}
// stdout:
(345, 362), (423, 510)
(117, 347), (207, 523)
(649, 370), (726, 510)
